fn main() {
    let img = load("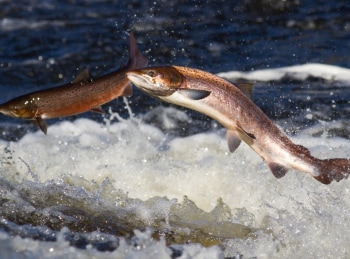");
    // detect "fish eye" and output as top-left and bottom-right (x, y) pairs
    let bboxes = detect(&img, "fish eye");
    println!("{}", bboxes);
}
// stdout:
(147, 70), (157, 77)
